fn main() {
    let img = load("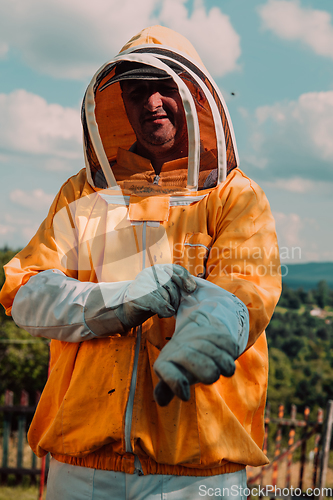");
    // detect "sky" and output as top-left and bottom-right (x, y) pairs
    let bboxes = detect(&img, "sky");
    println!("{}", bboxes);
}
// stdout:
(0, 0), (332, 264)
